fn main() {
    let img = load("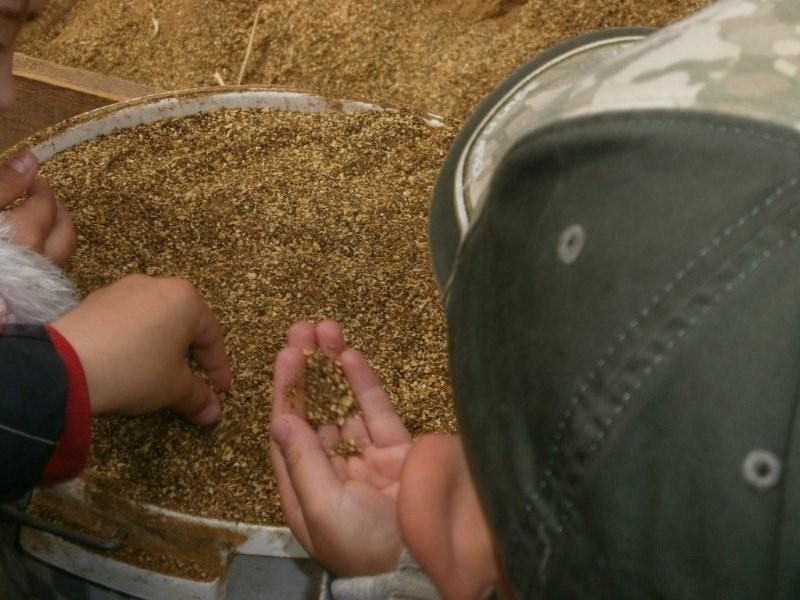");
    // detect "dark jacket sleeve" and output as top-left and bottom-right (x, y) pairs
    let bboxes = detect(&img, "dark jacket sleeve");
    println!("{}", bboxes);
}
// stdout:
(0, 325), (91, 503)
